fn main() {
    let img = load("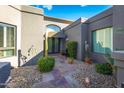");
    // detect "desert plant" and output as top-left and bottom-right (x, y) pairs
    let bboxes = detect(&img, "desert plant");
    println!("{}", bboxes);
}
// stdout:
(67, 41), (78, 59)
(84, 41), (92, 64)
(95, 63), (113, 75)
(37, 56), (55, 72)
